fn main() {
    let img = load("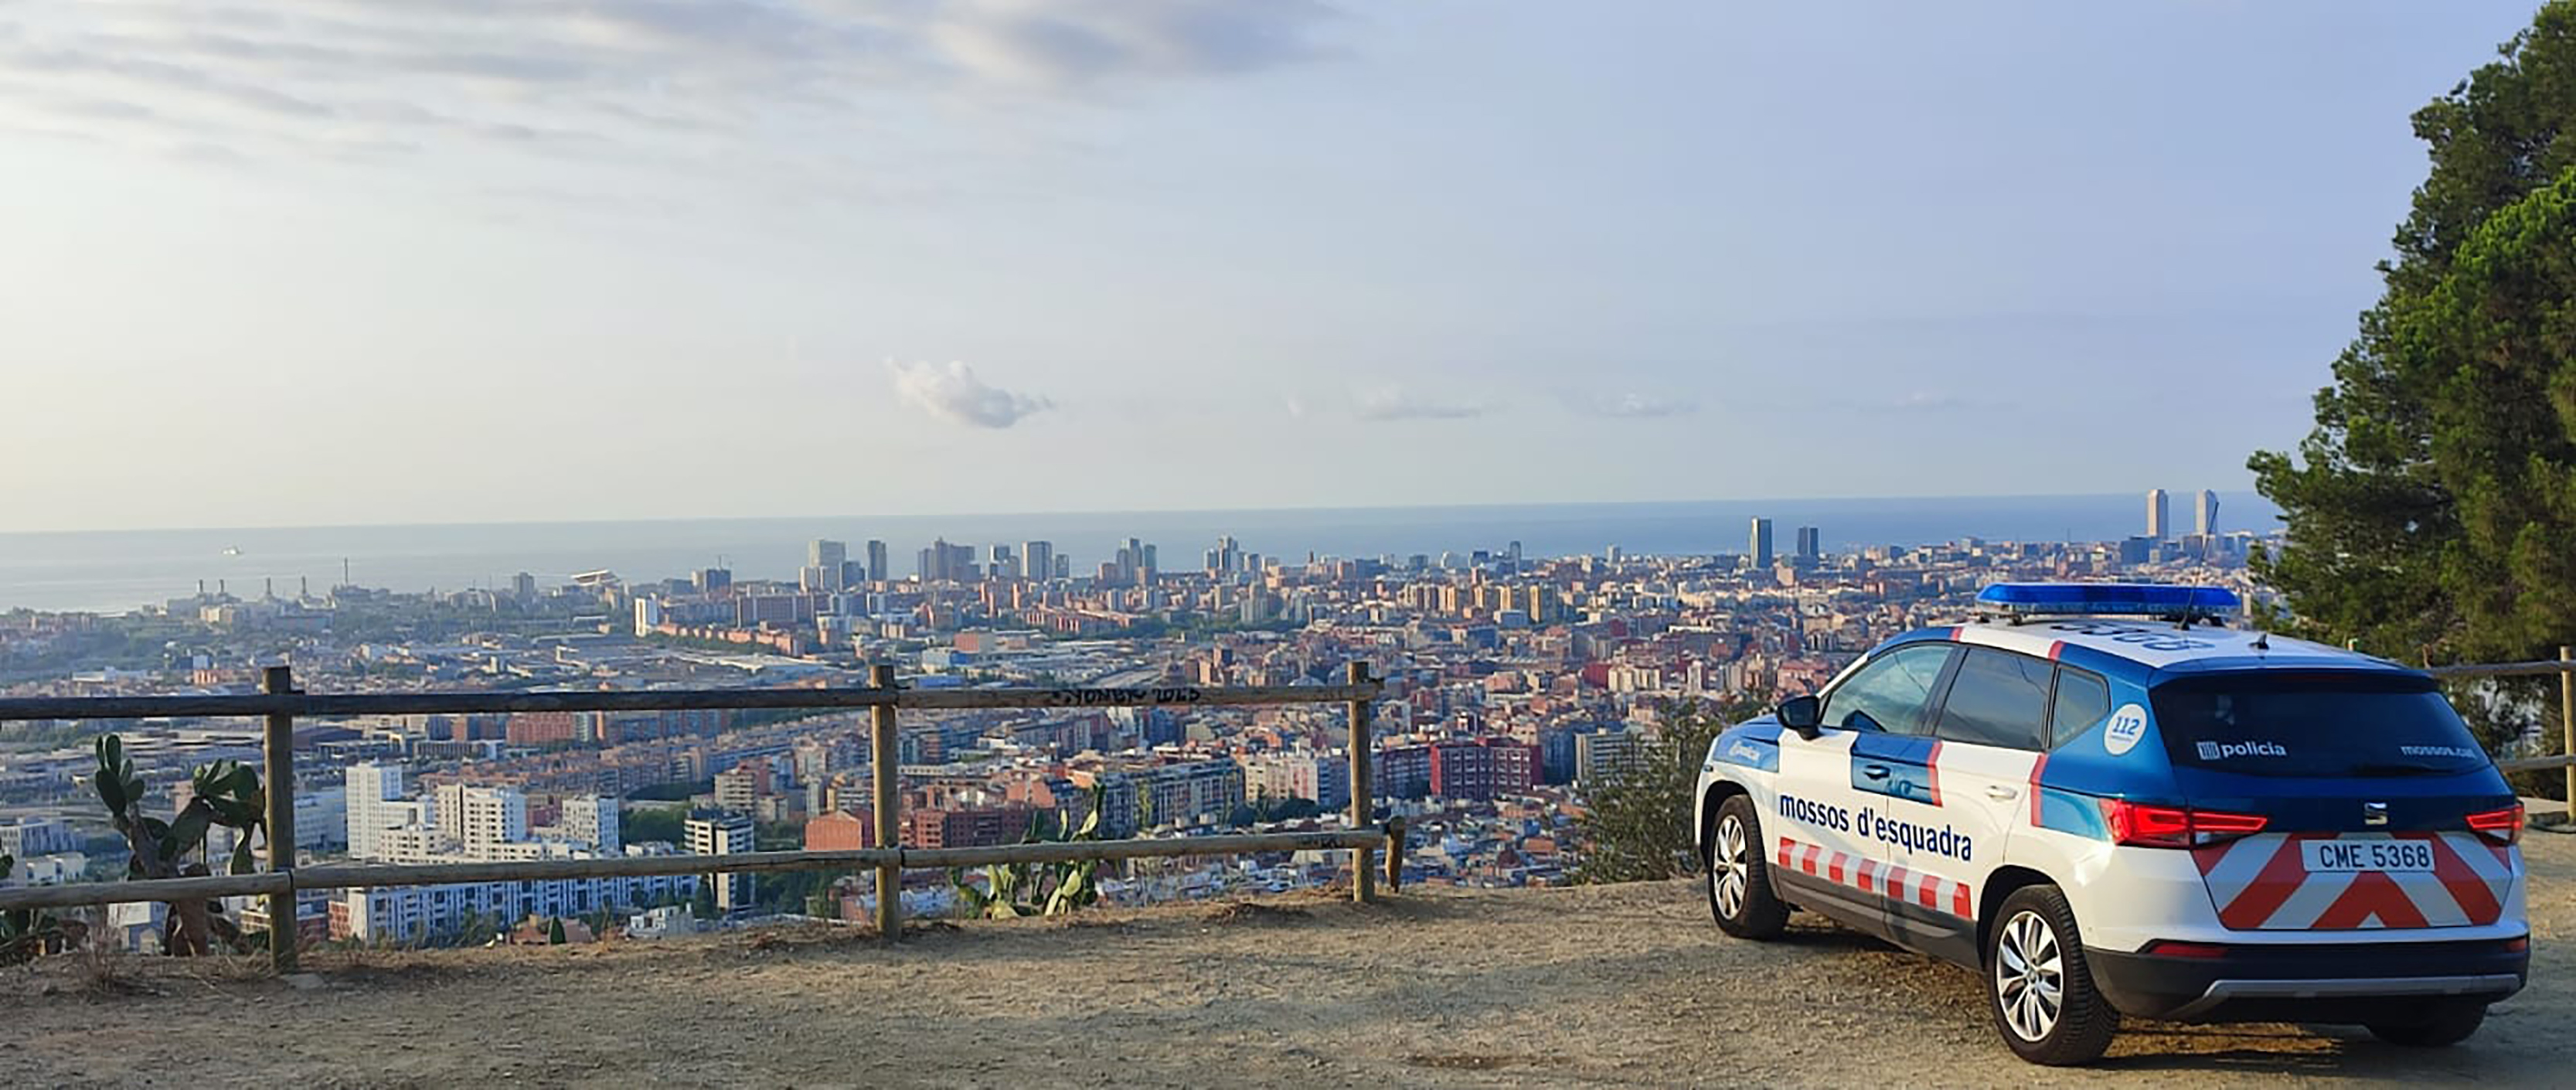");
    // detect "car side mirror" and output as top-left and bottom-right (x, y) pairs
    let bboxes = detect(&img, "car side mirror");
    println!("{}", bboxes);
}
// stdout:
(1778, 695), (1822, 740)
